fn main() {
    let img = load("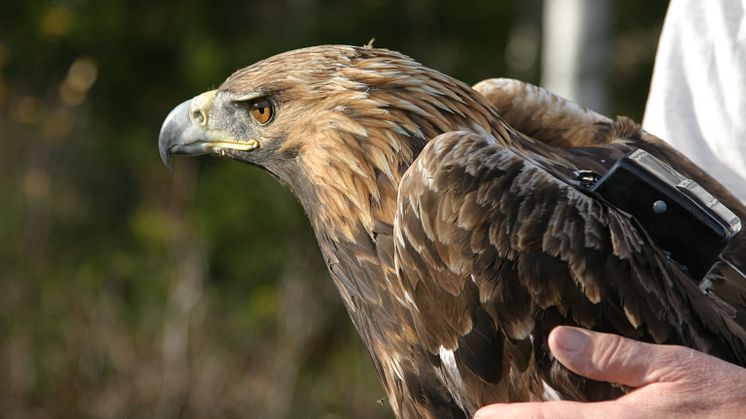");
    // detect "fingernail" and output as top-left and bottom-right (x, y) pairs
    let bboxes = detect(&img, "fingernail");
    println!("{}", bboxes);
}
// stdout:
(553, 326), (589, 353)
